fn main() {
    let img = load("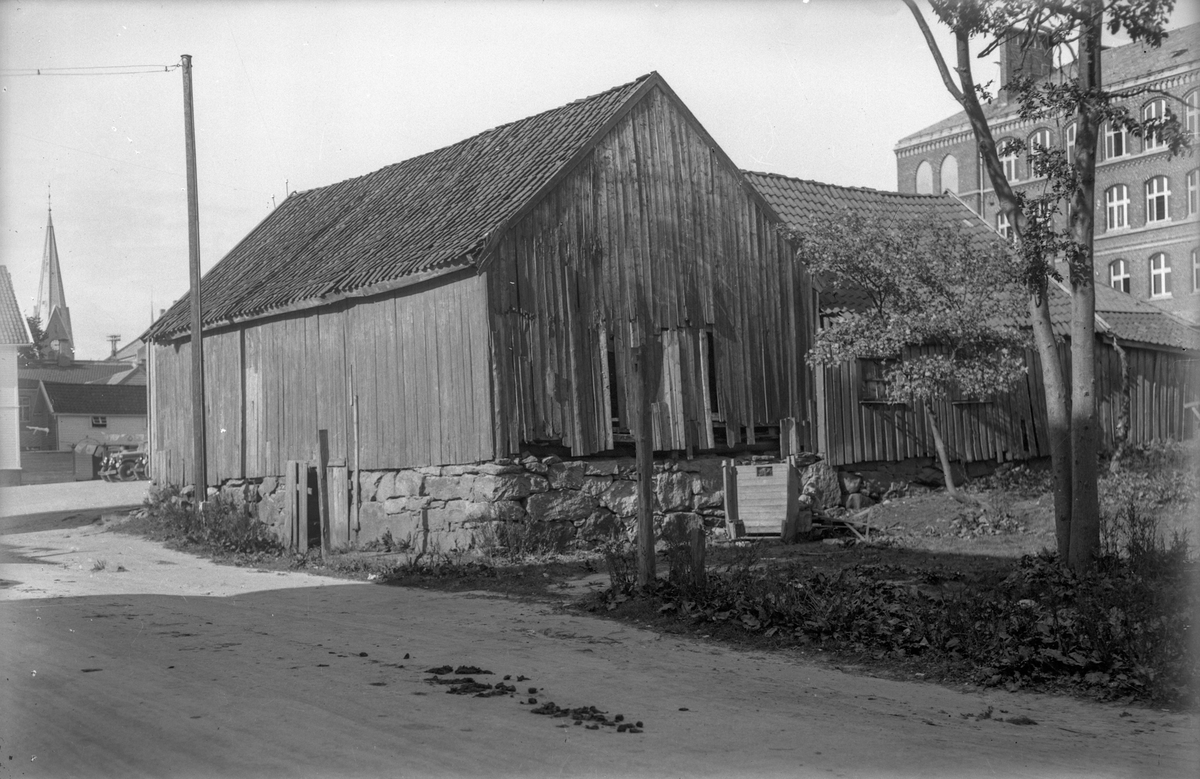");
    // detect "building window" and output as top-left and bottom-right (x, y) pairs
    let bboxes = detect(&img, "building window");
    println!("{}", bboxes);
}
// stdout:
(1149, 253), (1171, 298)
(1187, 91), (1199, 138)
(999, 142), (1018, 181)
(1105, 184), (1129, 230)
(1064, 122), (1077, 161)
(1109, 259), (1130, 293)
(20, 398), (31, 422)
(91, 416), (108, 428)
(1188, 169), (1198, 216)
(1027, 128), (1051, 177)
(859, 359), (897, 403)
(940, 154), (959, 194)
(1193, 248), (1200, 293)
(1145, 176), (1170, 223)
(997, 211), (1013, 240)
(1142, 98), (1168, 151)
(915, 160), (933, 194)
(1104, 121), (1127, 159)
